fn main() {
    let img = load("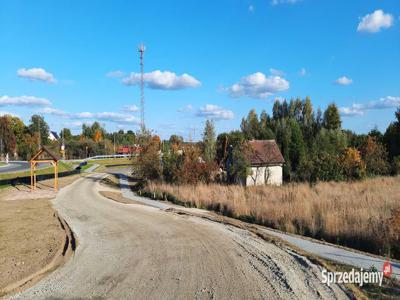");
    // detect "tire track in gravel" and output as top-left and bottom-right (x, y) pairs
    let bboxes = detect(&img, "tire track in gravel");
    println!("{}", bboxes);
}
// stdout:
(10, 174), (351, 300)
